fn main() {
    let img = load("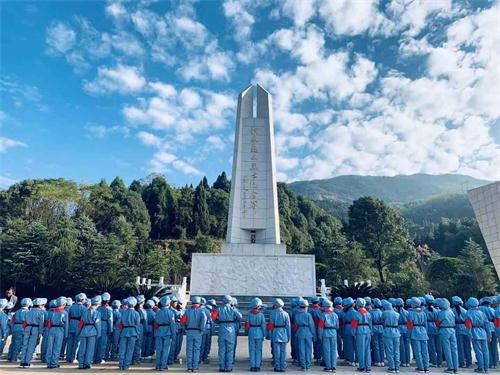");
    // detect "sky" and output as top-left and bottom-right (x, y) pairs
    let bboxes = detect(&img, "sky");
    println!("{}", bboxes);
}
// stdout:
(1, 0), (499, 189)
